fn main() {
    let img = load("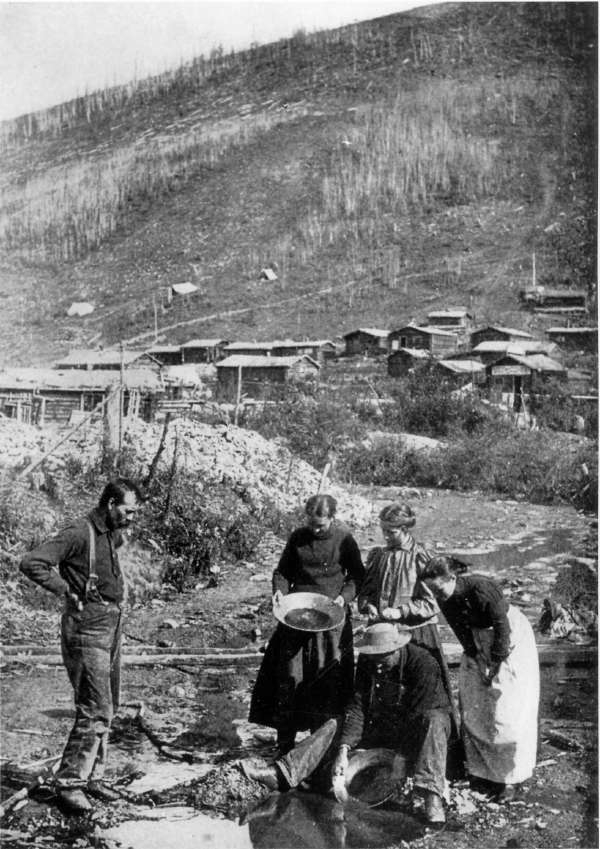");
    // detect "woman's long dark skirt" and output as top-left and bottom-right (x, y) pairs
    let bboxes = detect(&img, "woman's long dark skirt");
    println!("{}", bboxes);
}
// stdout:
(249, 612), (355, 739)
